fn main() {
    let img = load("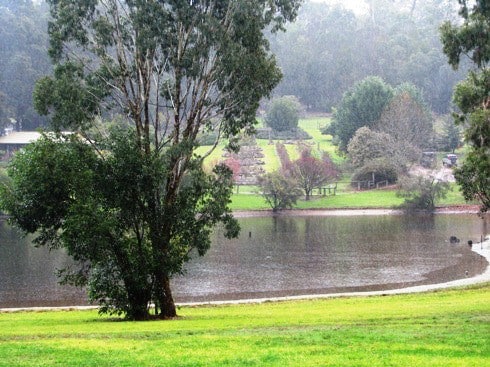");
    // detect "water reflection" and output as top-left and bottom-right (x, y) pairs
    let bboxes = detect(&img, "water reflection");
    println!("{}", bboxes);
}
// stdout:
(0, 221), (86, 307)
(172, 213), (488, 302)
(0, 213), (488, 307)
